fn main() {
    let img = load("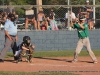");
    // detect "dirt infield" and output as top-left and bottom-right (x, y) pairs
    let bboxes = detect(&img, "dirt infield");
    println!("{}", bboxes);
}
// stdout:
(0, 57), (100, 75)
